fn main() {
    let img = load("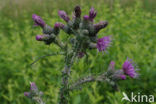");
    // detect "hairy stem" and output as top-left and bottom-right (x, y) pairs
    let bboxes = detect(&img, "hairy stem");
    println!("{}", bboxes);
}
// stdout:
(59, 52), (76, 104)
(69, 75), (95, 90)
(69, 73), (107, 90)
